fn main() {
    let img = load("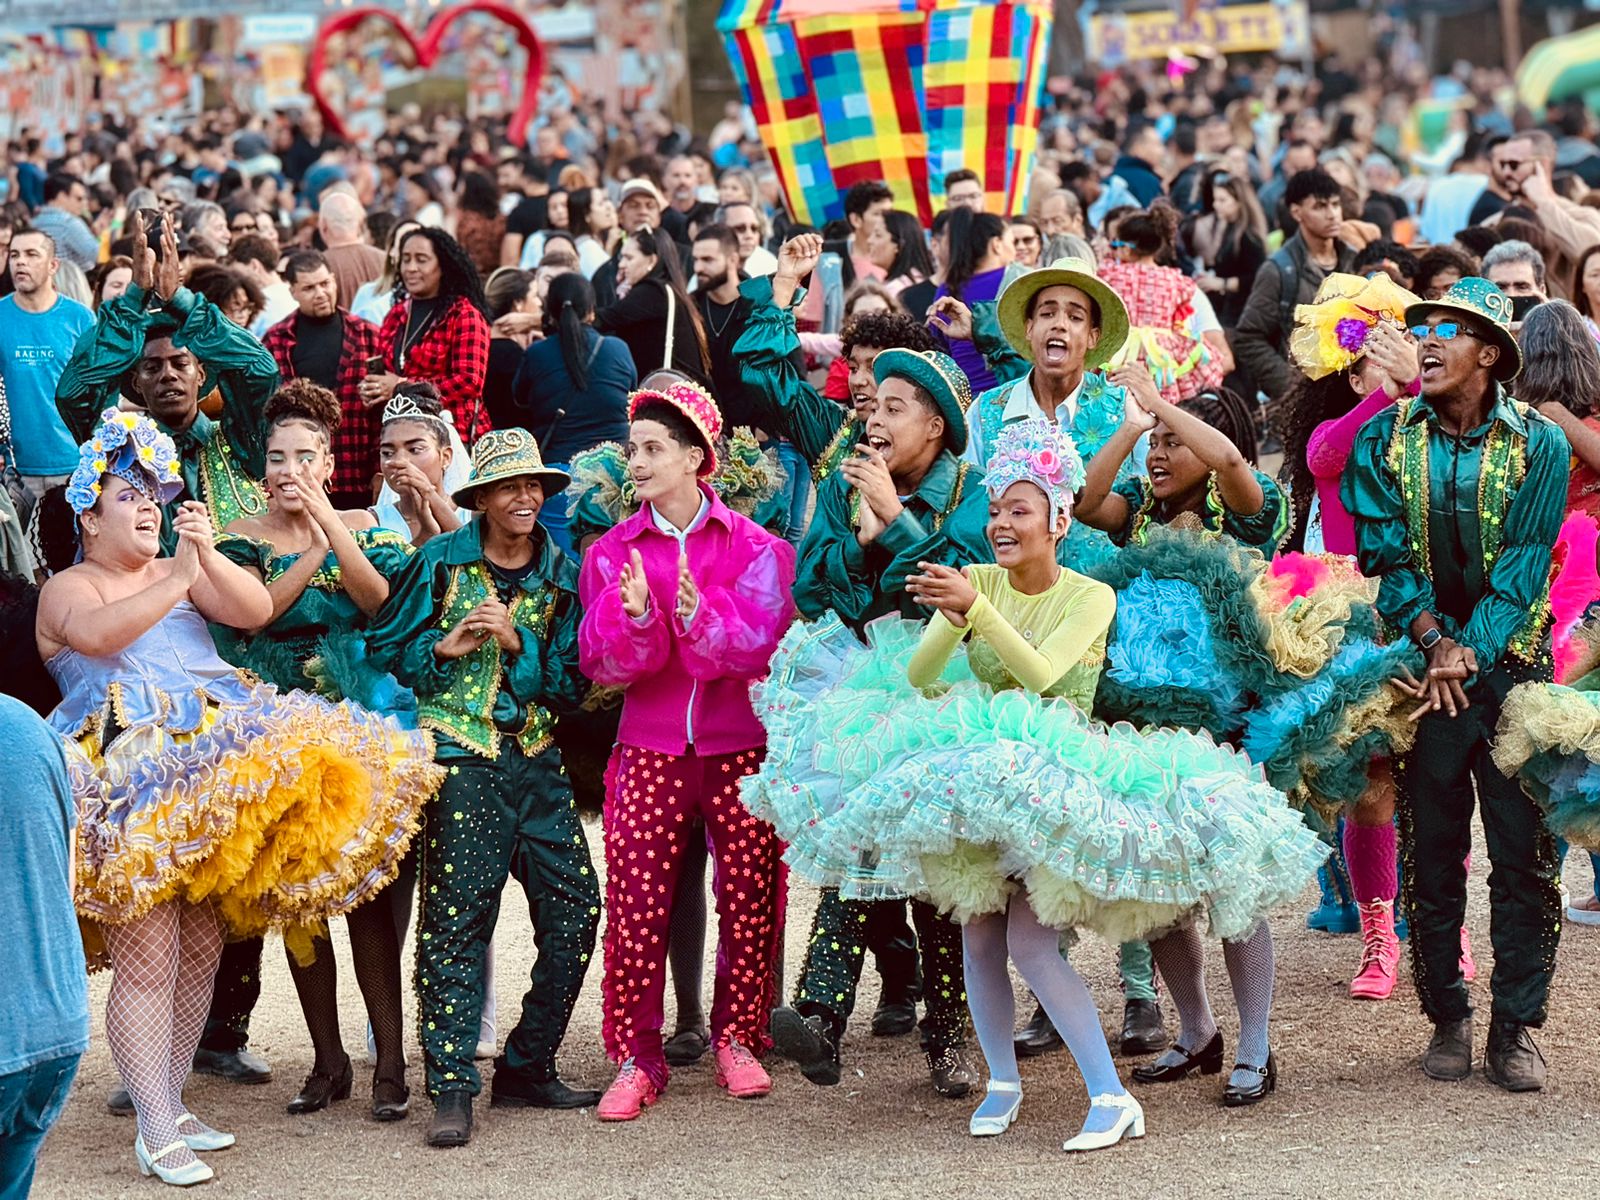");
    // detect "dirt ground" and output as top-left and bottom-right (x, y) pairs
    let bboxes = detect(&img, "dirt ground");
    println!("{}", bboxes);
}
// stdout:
(30, 827), (1600, 1200)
